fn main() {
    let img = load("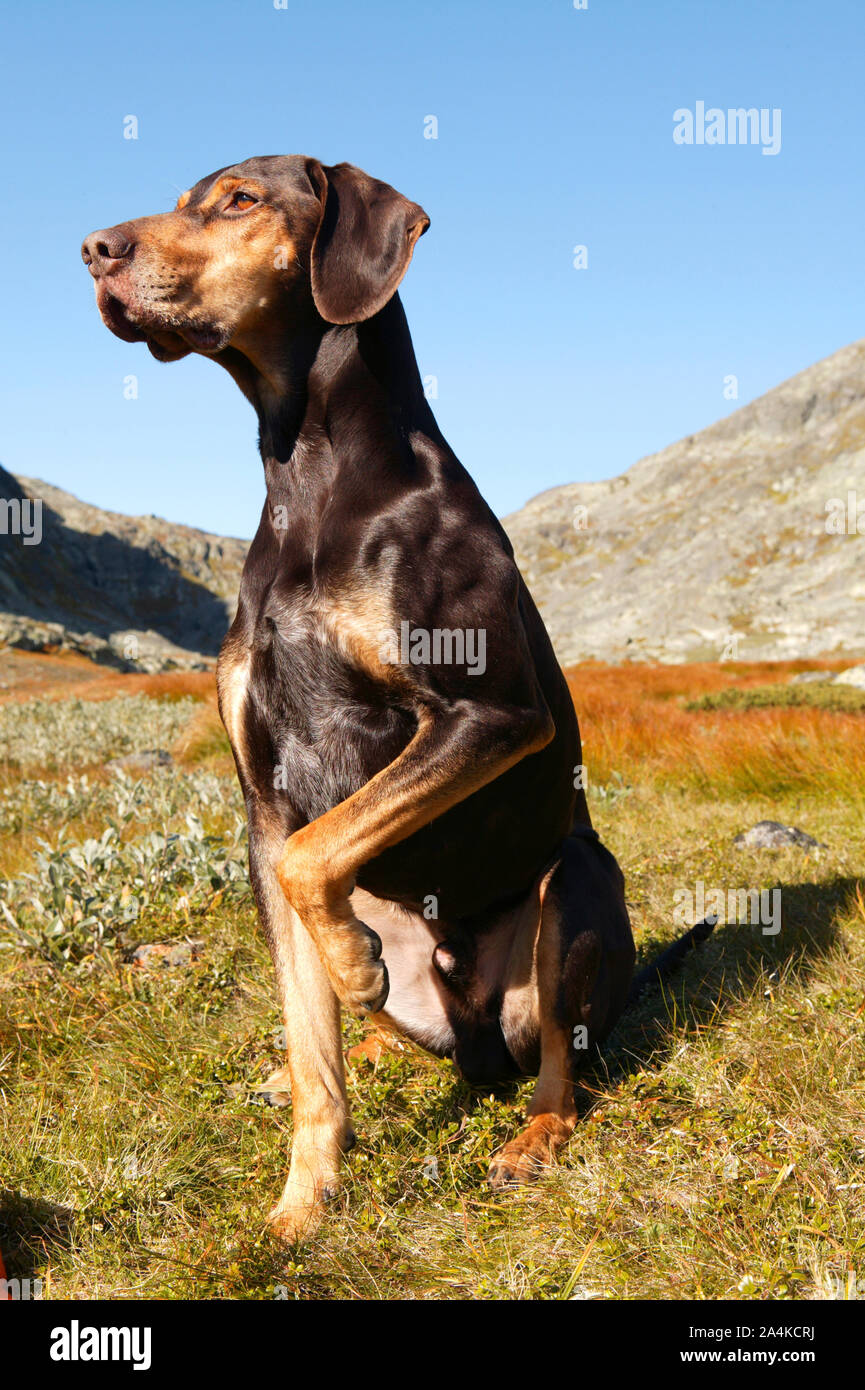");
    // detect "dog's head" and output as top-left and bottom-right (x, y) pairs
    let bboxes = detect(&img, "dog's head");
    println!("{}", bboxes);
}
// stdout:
(81, 156), (429, 363)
